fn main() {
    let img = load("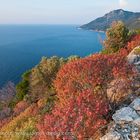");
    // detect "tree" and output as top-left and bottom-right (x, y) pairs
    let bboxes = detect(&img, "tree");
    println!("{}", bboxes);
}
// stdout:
(103, 21), (129, 53)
